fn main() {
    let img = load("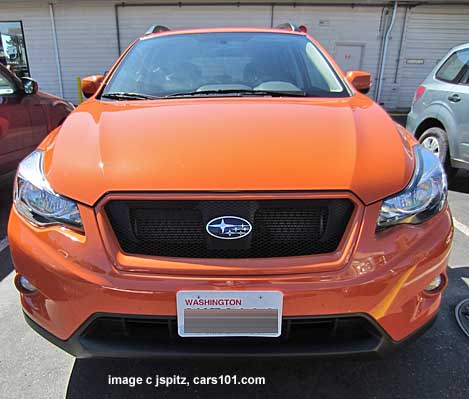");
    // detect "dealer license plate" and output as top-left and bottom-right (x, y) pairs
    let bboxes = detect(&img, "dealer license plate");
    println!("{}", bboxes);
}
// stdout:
(176, 291), (283, 337)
